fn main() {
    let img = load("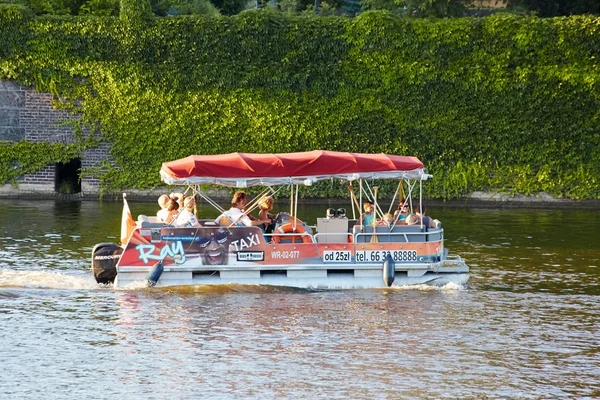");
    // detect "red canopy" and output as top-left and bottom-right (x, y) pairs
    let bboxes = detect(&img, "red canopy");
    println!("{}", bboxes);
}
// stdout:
(160, 150), (426, 187)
